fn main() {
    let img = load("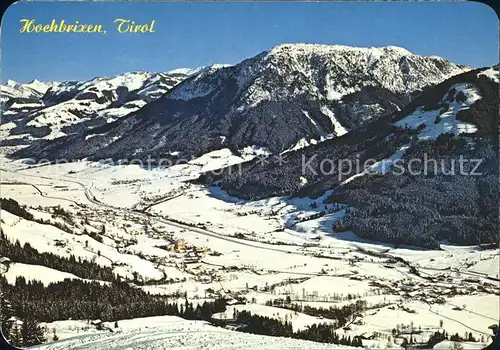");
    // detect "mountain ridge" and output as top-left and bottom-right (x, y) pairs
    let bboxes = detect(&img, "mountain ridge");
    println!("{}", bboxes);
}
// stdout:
(195, 65), (499, 248)
(7, 43), (470, 162)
